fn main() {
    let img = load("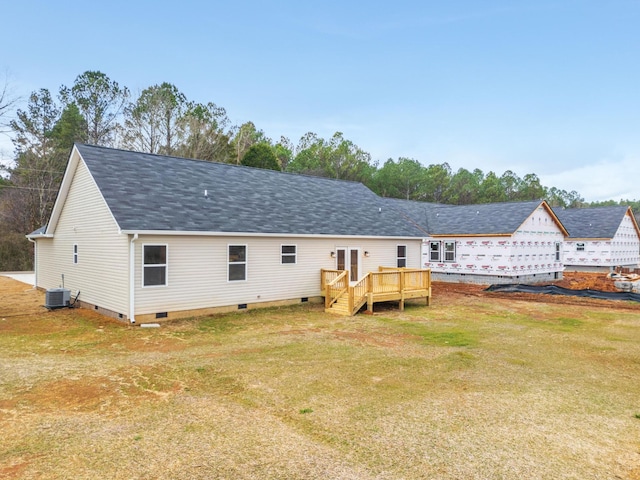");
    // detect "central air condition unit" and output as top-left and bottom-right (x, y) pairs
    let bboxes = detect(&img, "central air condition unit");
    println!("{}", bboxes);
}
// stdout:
(45, 288), (71, 309)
